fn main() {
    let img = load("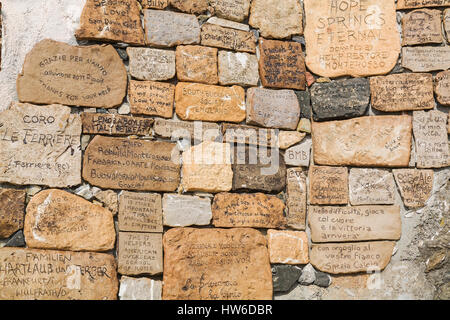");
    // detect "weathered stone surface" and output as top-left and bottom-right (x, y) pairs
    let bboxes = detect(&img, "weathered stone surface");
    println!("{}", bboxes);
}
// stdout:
(118, 232), (163, 275)
(309, 166), (349, 205)
(304, 0), (400, 78)
(308, 205), (401, 242)
(268, 230), (309, 265)
(163, 194), (212, 227)
(0, 189), (25, 239)
(0, 102), (81, 187)
(246, 88), (300, 130)
(128, 80), (175, 118)
(17, 39), (127, 108)
(212, 192), (285, 228)
(170, 0), (208, 14)
(176, 45), (218, 84)
(75, 0), (145, 45)
(24, 189), (115, 252)
(284, 137), (312, 167)
(119, 276), (162, 300)
(402, 9), (443, 45)
(310, 78), (370, 121)
(312, 116), (413, 167)
(397, 0), (450, 9)
(93, 190), (118, 216)
(119, 191), (162, 232)
(314, 272), (332, 288)
(286, 168), (307, 230)
(232, 146), (286, 192)
(200, 23), (256, 53)
(162, 227), (272, 300)
(127, 47), (175, 81)
(413, 110), (449, 168)
(175, 82), (246, 122)
(393, 169), (434, 208)
(209, 0), (251, 22)
(222, 123), (276, 147)
(181, 141), (233, 193)
(370, 73), (435, 112)
(445, 9), (450, 41)
(0, 248), (118, 300)
(402, 46), (450, 72)
(218, 51), (259, 86)
(297, 118), (311, 133)
(83, 136), (180, 191)
(258, 39), (306, 90)
(206, 17), (250, 31)
(4, 230), (26, 248)
(142, 0), (169, 9)
(278, 131), (306, 150)
(272, 265), (302, 292)
(144, 10), (200, 47)
(153, 118), (220, 142)
(81, 113), (153, 136)
(298, 263), (316, 285)
(296, 91), (311, 119)
(249, 0), (303, 39)
(349, 169), (396, 205)
(310, 241), (396, 274)
(434, 70), (450, 106)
